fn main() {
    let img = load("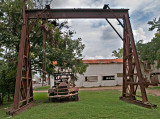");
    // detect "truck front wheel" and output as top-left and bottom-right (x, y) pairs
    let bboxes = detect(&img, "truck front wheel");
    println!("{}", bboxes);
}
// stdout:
(74, 92), (79, 101)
